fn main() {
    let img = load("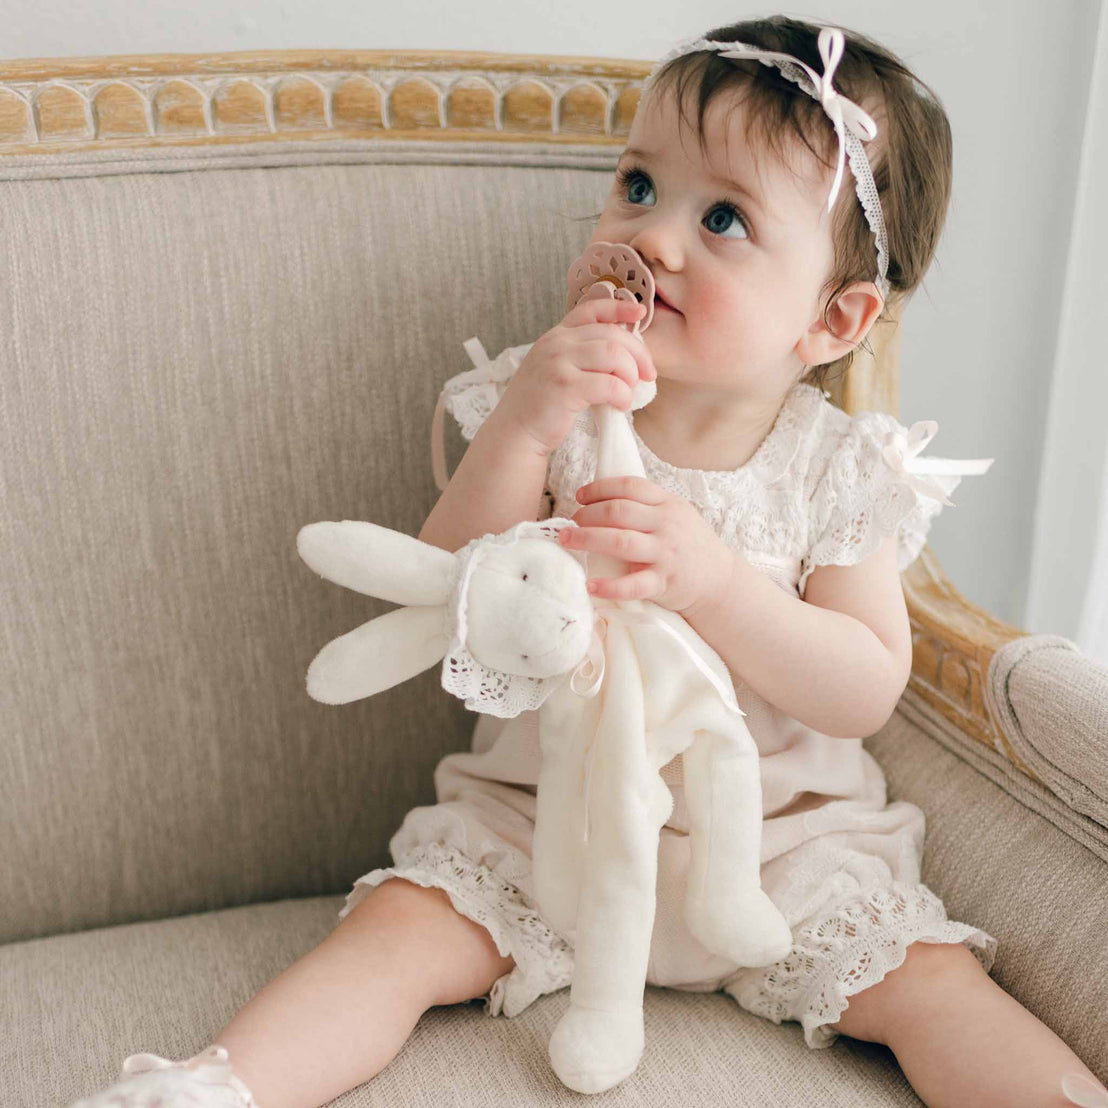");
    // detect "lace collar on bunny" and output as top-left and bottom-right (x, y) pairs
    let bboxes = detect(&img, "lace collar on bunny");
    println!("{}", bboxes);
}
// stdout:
(442, 517), (592, 717)
(441, 514), (749, 728)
